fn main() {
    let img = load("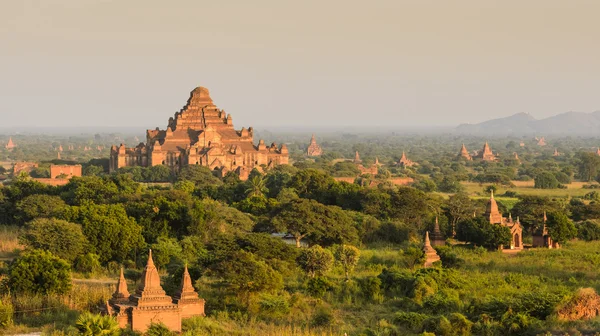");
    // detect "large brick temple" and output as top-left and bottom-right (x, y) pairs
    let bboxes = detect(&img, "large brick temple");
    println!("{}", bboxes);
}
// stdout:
(110, 86), (289, 179)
